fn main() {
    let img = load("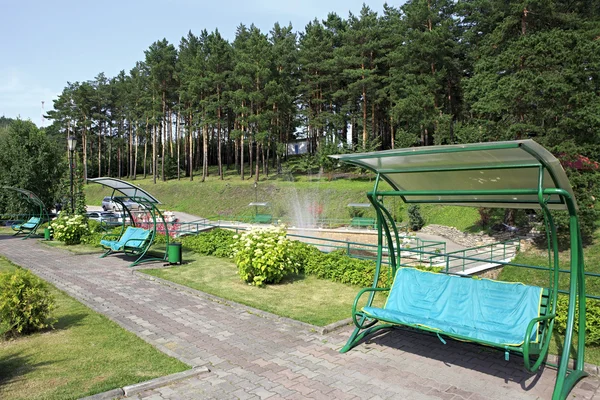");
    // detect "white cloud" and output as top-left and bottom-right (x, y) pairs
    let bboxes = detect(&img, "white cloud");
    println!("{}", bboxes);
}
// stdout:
(0, 68), (59, 126)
